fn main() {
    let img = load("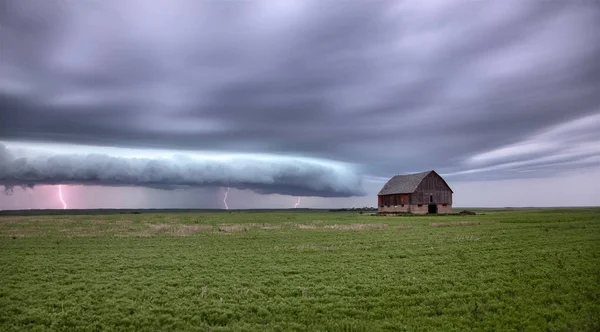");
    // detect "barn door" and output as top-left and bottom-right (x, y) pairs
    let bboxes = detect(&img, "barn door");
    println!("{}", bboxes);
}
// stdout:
(428, 204), (438, 214)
